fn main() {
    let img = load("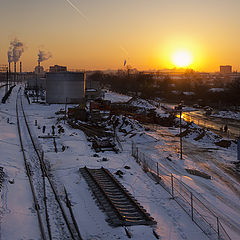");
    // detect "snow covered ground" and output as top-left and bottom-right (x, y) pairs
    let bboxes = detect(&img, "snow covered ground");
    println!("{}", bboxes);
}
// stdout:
(0, 86), (239, 240)
(104, 90), (132, 103)
(211, 111), (240, 121)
